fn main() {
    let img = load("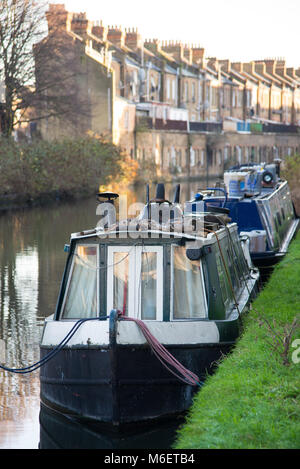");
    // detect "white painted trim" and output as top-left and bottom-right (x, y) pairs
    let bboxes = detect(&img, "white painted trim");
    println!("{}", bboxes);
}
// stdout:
(41, 320), (110, 347)
(41, 318), (220, 347)
(117, 320), (220, 345)
(136, 245), (163, 321)
(107, 245), (163, 320)
(107, 246), (135, 316)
